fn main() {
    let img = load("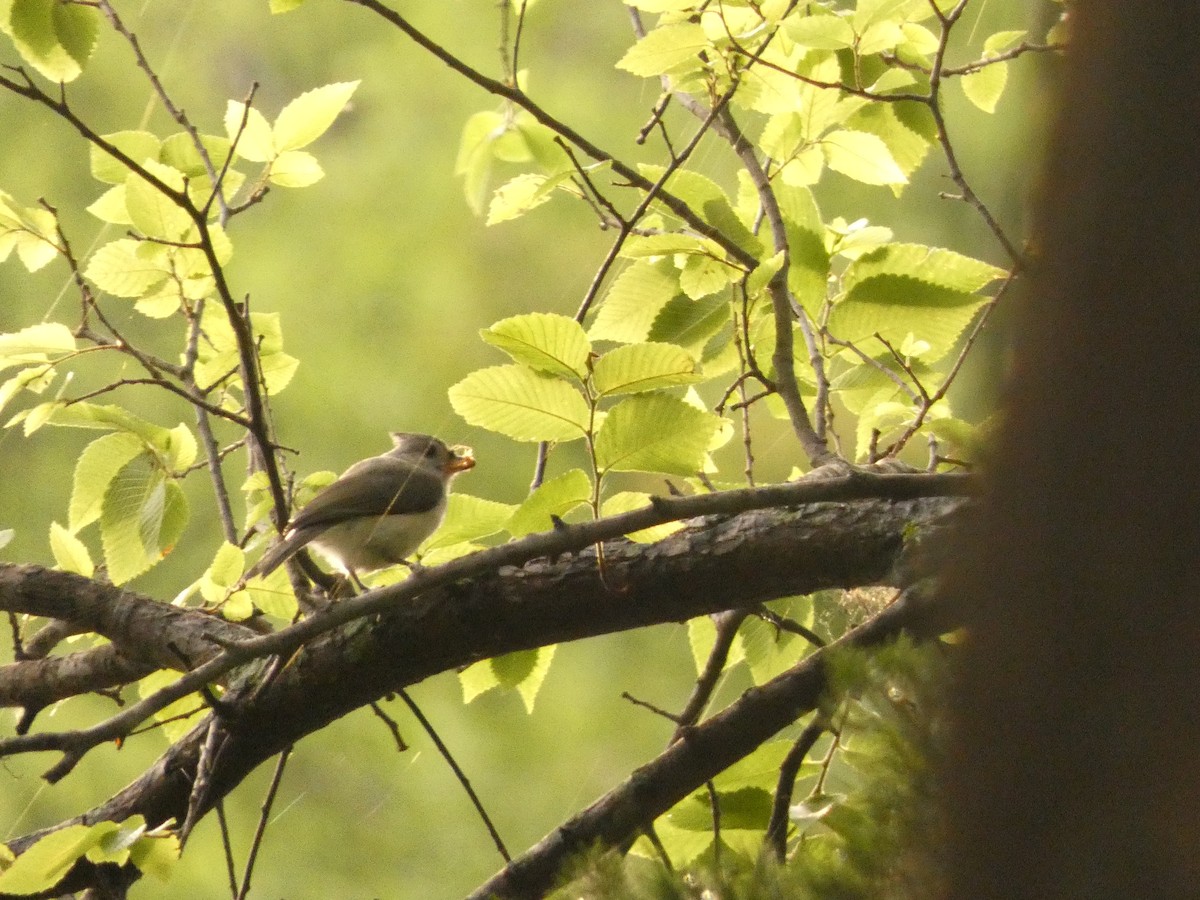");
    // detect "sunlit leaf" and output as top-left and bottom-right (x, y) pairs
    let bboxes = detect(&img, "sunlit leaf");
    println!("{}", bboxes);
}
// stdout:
(5, 0), (99, 82)
(600, 491), (682, 543)
(493, 645), (556, 713)
(481, 312), (591, 380)
(829, 242), (1003, 362)
(101, 456), (188, 584)
(589, 259), (680, 344)
(506, 468), (592, 537)
(224, 102), (274, 162)
(84, 239), (168, 298)
(49, 521), (93, 576)
(594, 393), (720, 476)
(822, 130), (908, 186)
(425, 493), (516, 550)
(124, 162), (190, 241)
(961, 61), (1008, 113)
(136, 670), (205, 743)
(69, 431), (144, 532)
(455, 110), (505, 214)
(787, 13), (855, 49)
(616, 23), (708, 78)
(592, 342), (699, 396)
(273, 81), (359, 152)
(0, 322), (75, 372)
(449, 365), (590, 442)
(90, 131), (162, 184)
(0, 824), (103, 893)
(269, 150), (324, 187)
